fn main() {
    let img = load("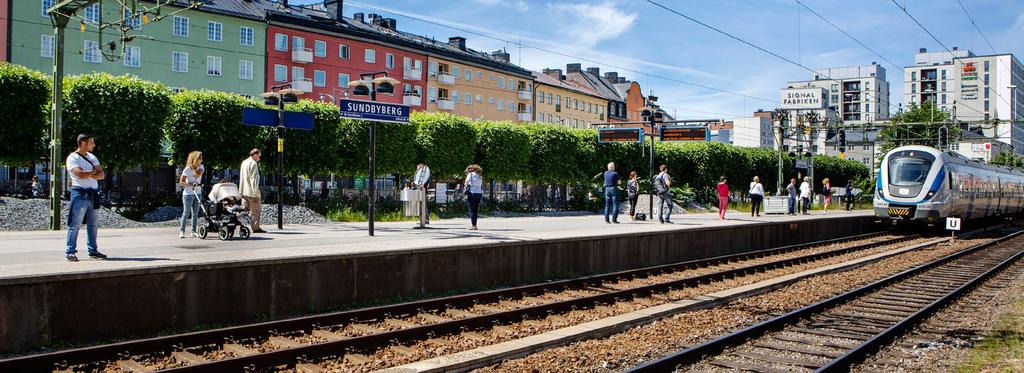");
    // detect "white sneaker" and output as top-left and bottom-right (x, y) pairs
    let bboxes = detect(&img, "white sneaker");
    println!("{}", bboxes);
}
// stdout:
(191, 232), (199, 238)
(178, 232), (185, 239)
